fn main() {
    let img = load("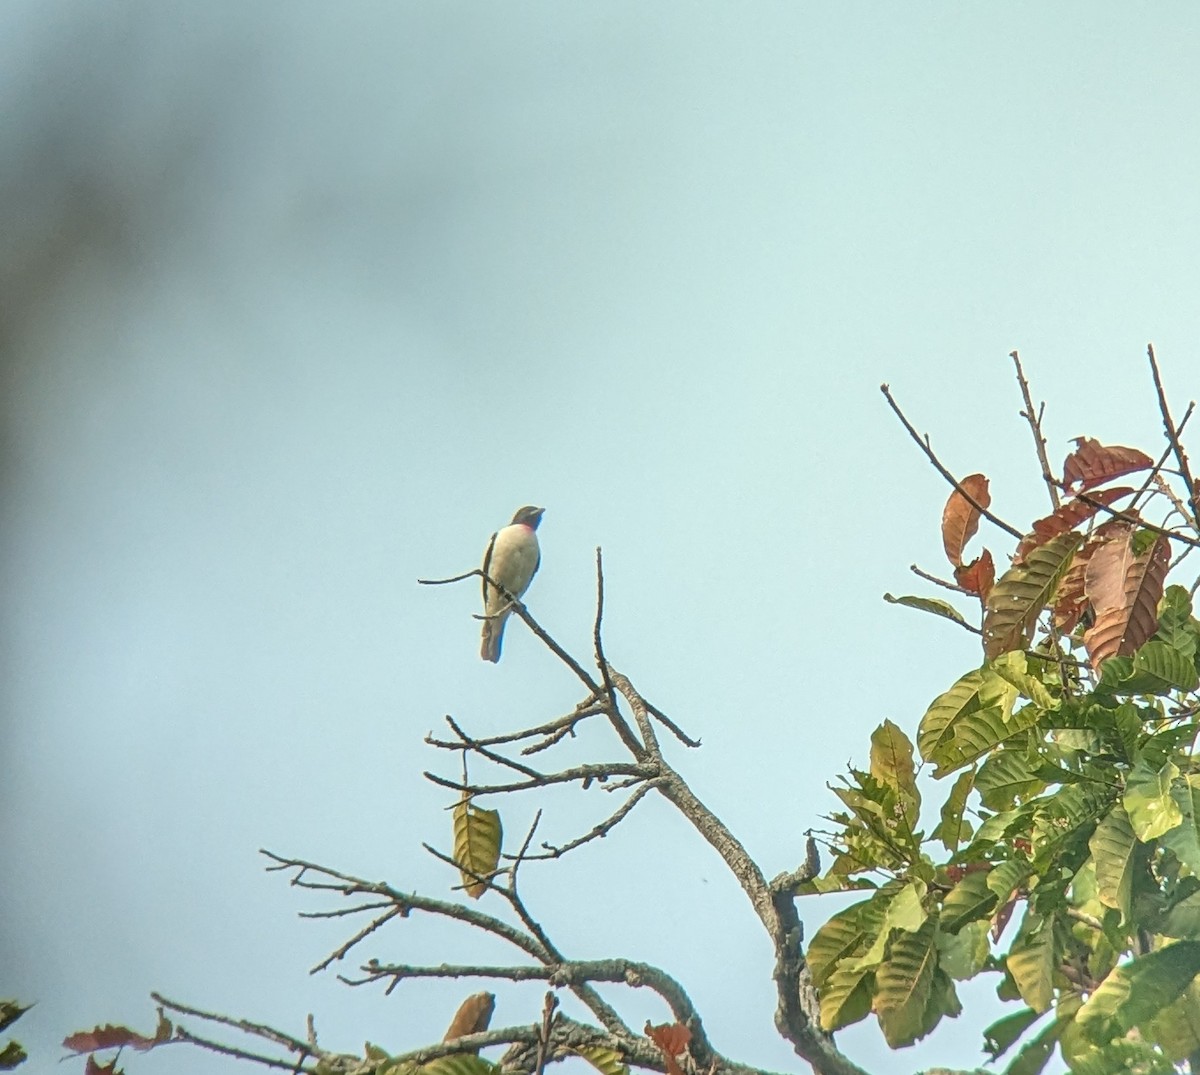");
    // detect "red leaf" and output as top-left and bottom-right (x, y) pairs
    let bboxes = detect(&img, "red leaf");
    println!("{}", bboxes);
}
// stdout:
(941, 474), (991, 567)
(1014, 487), (1134, 564)
(63, 1016), (170, 1055)
(954, 549), (995, 600)
(645, 1022), (691, 1075)
(1082, 527), (1171, 670)
(991, 894), (1018, 943)
(1062, 438), (1153, 492)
